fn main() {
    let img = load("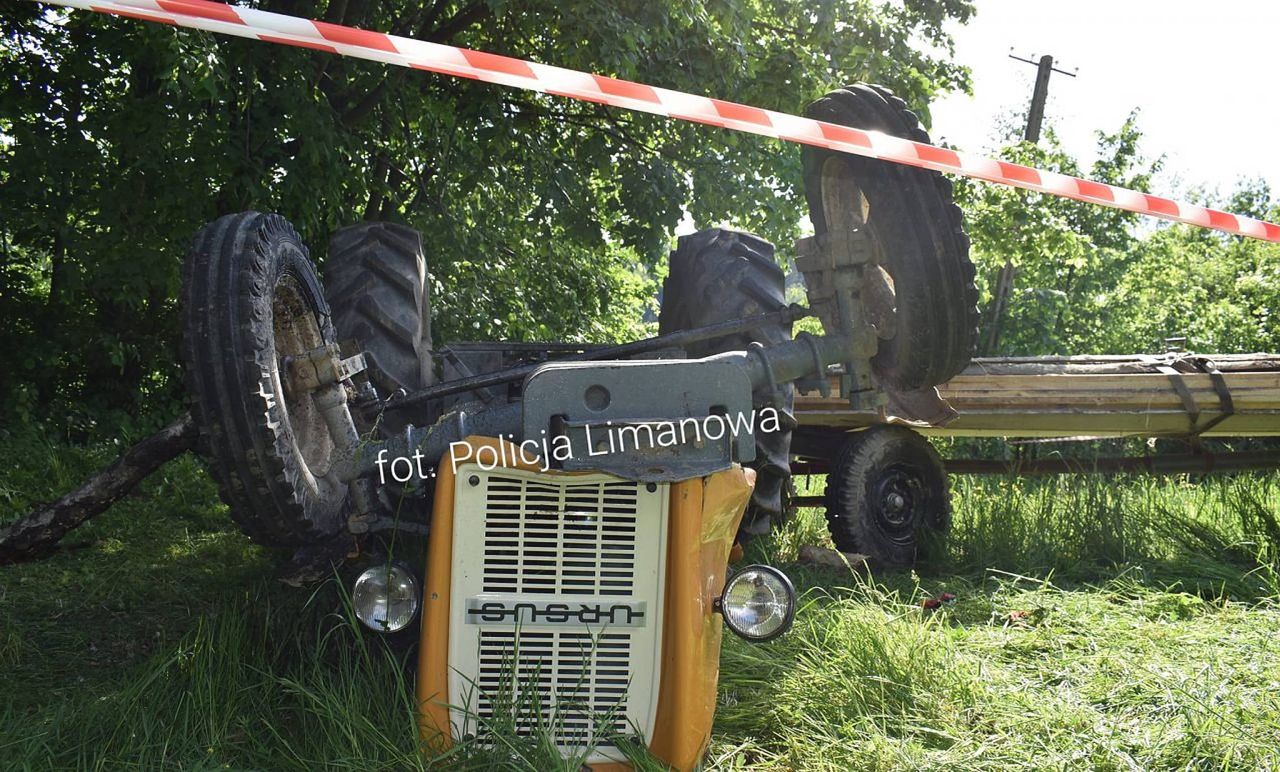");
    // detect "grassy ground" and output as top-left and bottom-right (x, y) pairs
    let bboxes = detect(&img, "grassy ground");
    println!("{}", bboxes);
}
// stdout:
(3, 425), (1280, 769)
